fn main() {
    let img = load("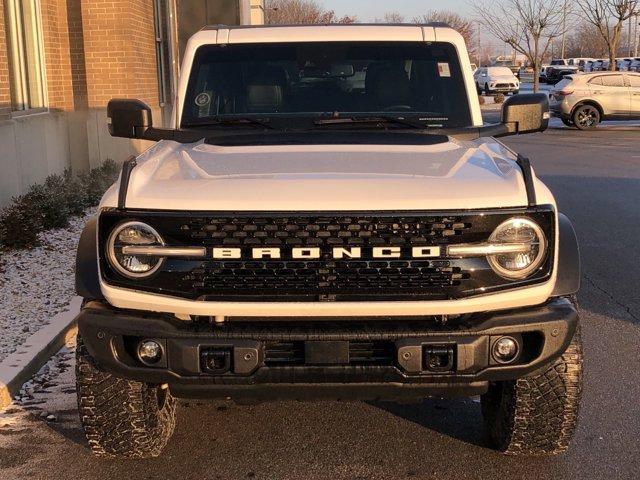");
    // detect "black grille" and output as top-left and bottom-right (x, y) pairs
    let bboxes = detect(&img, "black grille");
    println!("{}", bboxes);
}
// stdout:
(264, 340), (395, 366)
(99, 208), (555, 301)
(183, 215), (471, 247)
